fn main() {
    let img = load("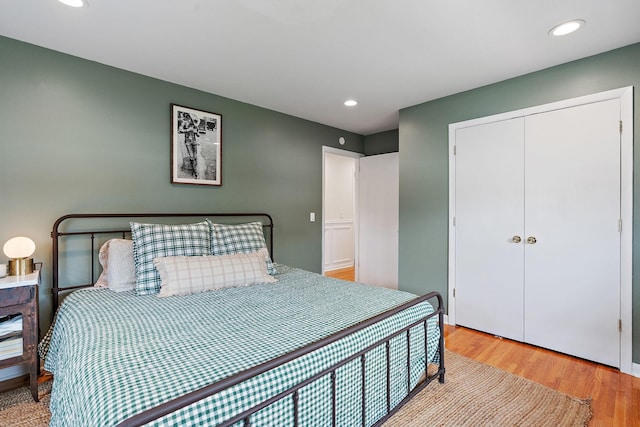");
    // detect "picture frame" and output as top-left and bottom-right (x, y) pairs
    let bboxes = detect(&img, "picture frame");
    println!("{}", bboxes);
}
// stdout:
(171, 104), (222, 186)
